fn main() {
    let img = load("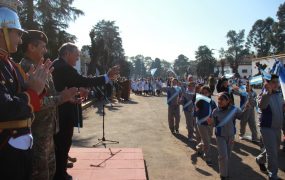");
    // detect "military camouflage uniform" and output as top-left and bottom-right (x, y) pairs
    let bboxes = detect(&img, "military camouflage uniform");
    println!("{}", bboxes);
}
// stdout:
(20, 57), (61, 180)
